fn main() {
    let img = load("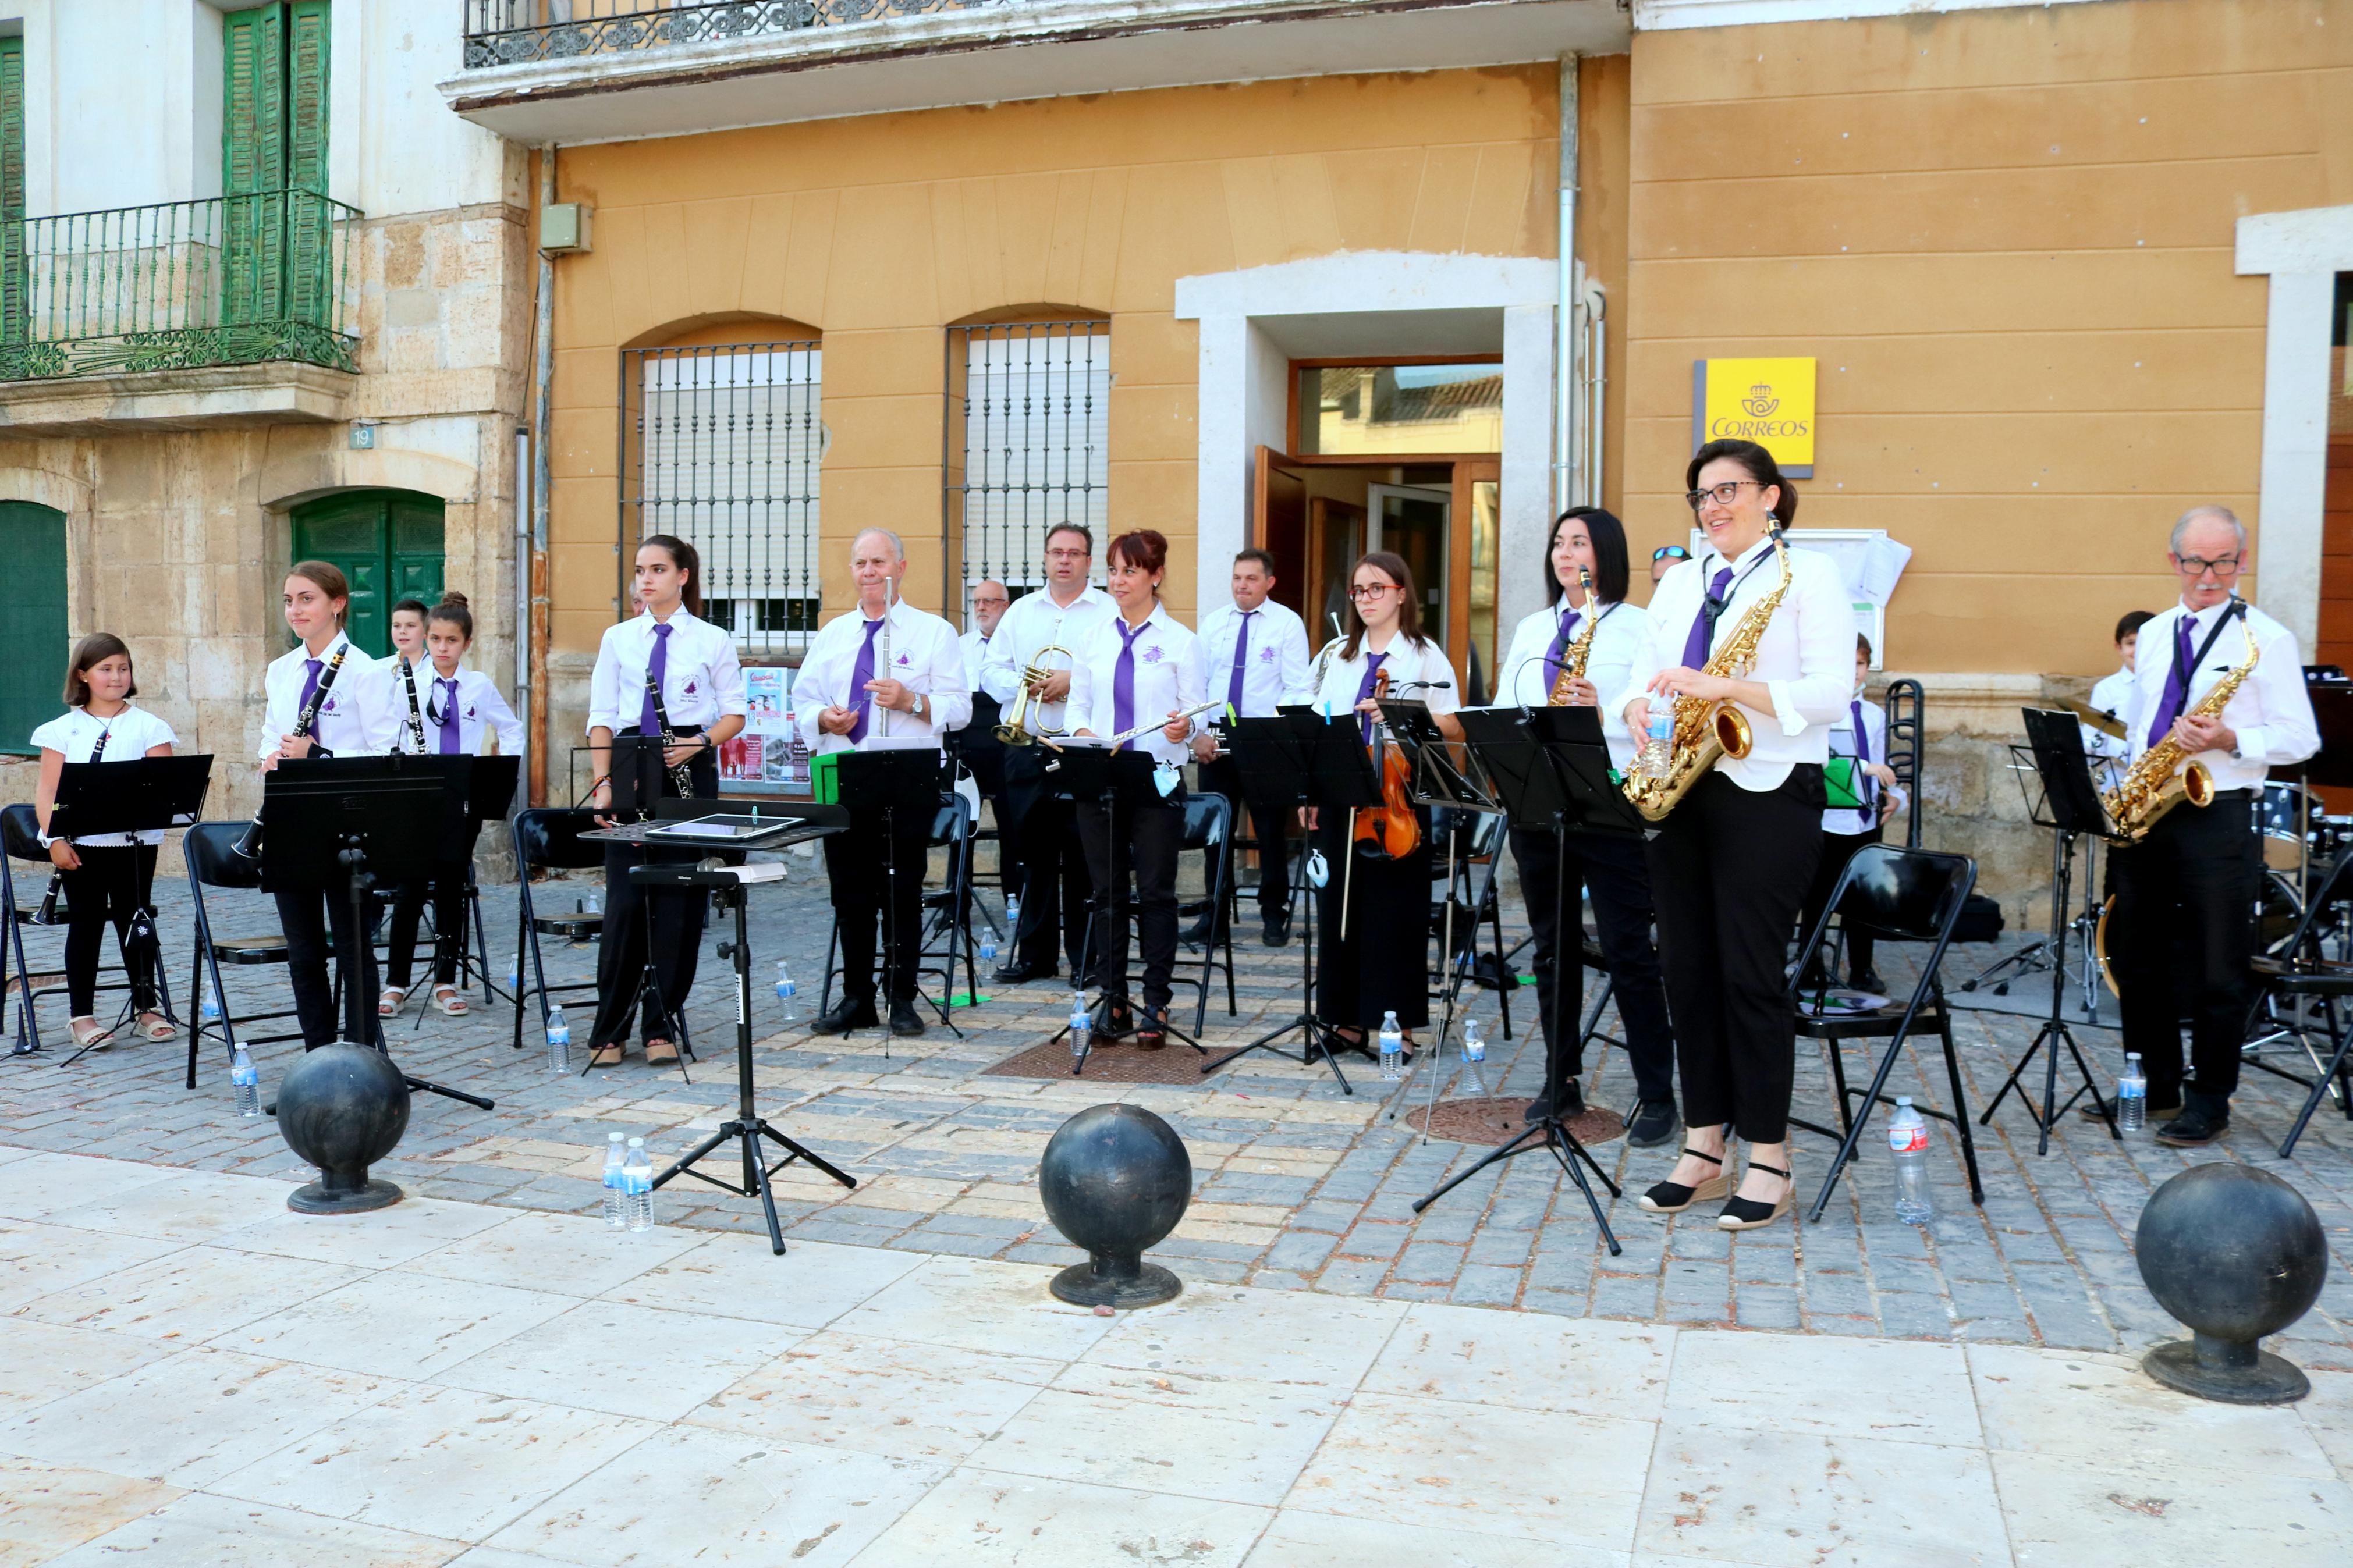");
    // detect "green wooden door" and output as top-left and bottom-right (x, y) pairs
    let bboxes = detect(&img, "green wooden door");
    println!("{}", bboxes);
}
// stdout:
(291, 490), (444, 660)
(0, 502), (68, 753)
